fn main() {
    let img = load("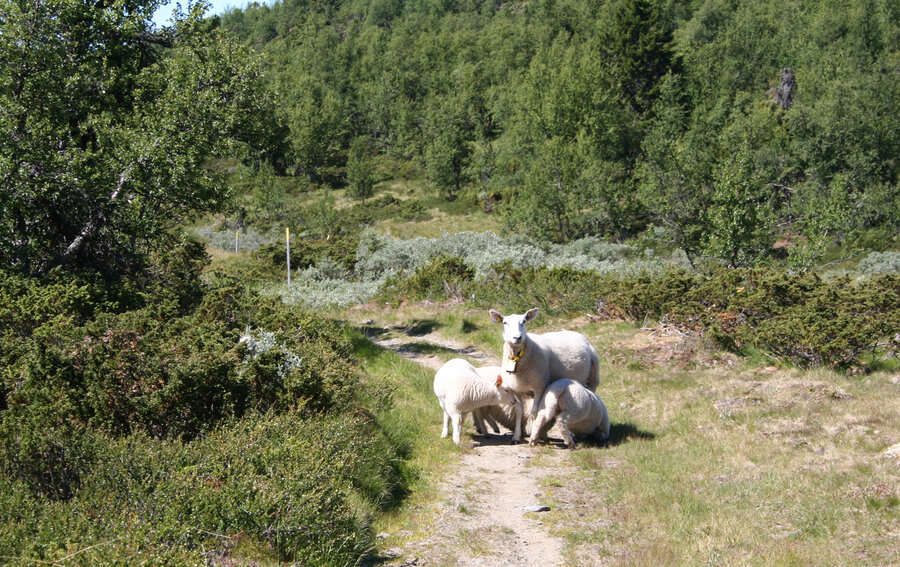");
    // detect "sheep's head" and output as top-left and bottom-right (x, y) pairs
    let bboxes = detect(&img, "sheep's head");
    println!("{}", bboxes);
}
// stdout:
(494, 374), (519, 406)
(489, 308), (538, 347)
